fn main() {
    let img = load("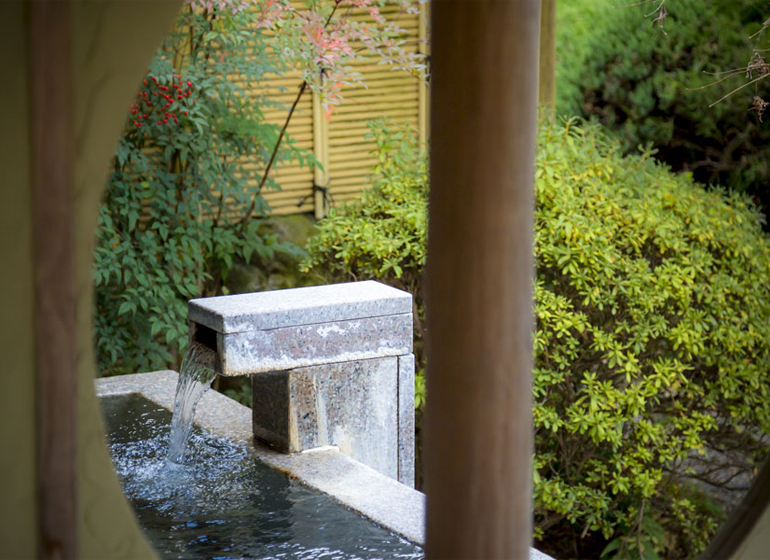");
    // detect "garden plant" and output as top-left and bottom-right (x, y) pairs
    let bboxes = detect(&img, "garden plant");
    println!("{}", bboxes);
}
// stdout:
(94, 0), (424, 375)
(557, 0), (770, 214)
(304, 118), (770, 559)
